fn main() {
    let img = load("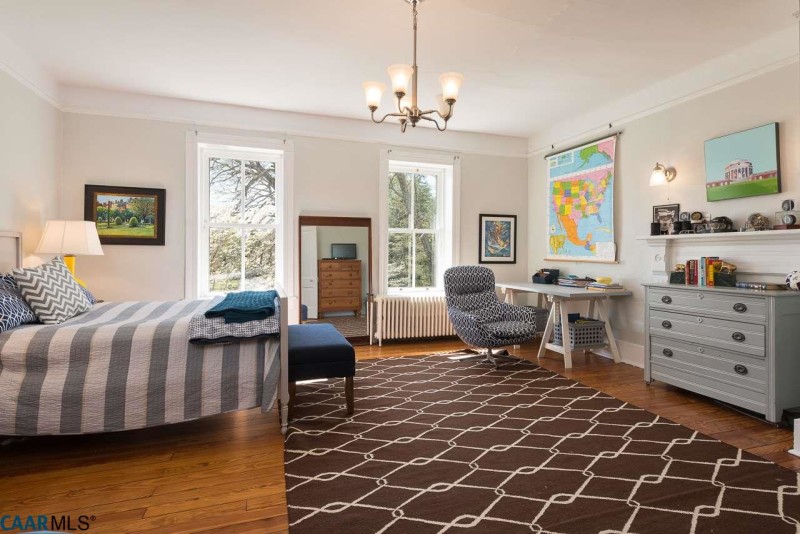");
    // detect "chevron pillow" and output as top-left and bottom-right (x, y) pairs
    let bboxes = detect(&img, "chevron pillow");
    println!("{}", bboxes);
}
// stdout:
(12, 257), (91, 324)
